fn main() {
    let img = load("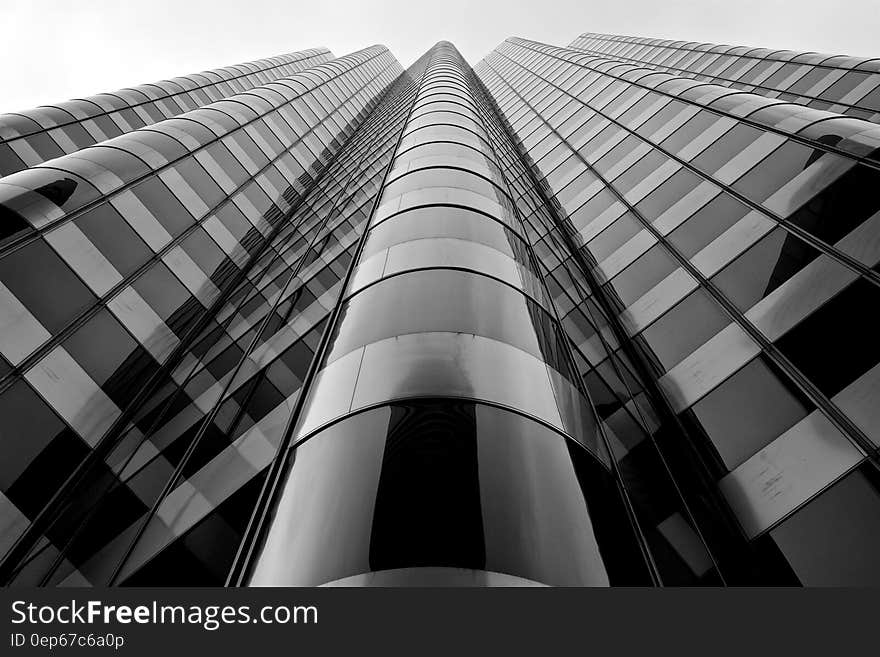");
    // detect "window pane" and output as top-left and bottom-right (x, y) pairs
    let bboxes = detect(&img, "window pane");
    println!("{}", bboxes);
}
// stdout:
(770, 467), (880, 585)
(605, 244), (678, 308)
(775, 278), (880, 397)
(131, 177), (195, 238)
(667, 192), (750, 258)
(691, 123), (763, 174)
(639, 288), (729, 370)
(63, 308), (156, 408)
(660, 110), (720, 154)
(732, 140), (817, 203)
(174, 157), (226, 208)
(688, 356), (813, 469)
(635, 168), (701, 221)
(711, 228), (820, 312)
(0, 238), (96, 333)
(0, 379), (84, 516)
(787, 162), (880, 247)
(76, 203), (152, 277)
(587, 213), (642, 262)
